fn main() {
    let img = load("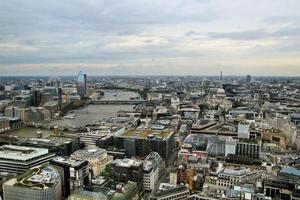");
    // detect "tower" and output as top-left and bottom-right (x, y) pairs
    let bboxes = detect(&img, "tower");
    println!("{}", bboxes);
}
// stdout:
(76, 71), (86, 98)
(57, 87), (62, 109)
(220, 71), (223, 88)
(246, 74), (251, 83)
(84, 73), (87, 96)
